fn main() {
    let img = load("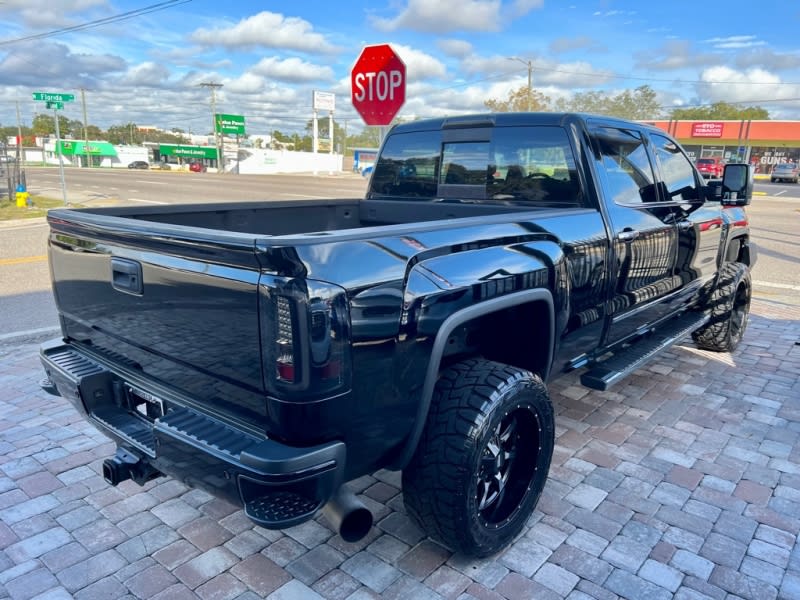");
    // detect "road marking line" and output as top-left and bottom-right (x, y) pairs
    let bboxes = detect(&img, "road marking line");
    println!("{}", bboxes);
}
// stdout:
(0, 255), (47, 266)
(775, 190), (786, 196)
(128, 198), (167, 205)
(754, 280), (800, 291)
(0, 326), (60, 342)
(135, 180), (168, 185)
